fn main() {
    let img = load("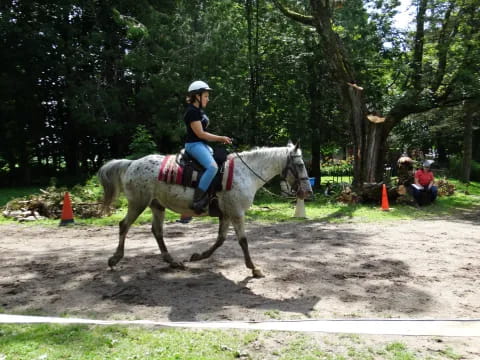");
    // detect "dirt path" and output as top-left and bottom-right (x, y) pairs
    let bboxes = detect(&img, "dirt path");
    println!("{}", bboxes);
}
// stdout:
(1, 212), (479, 358)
